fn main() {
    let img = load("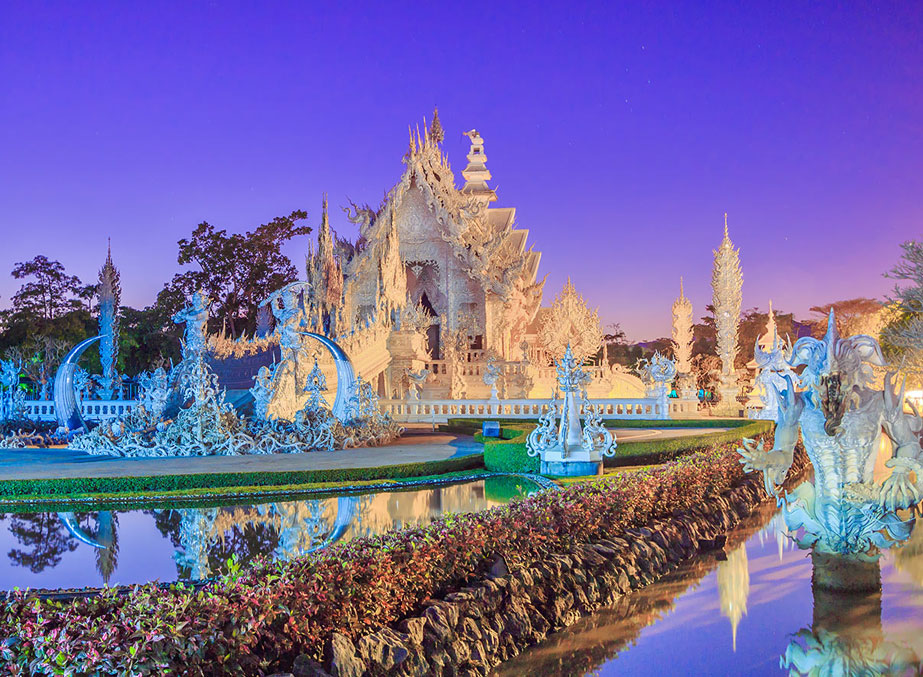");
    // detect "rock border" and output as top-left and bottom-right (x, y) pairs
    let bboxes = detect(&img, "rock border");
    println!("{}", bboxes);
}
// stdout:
(279, 450), (808, 677)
